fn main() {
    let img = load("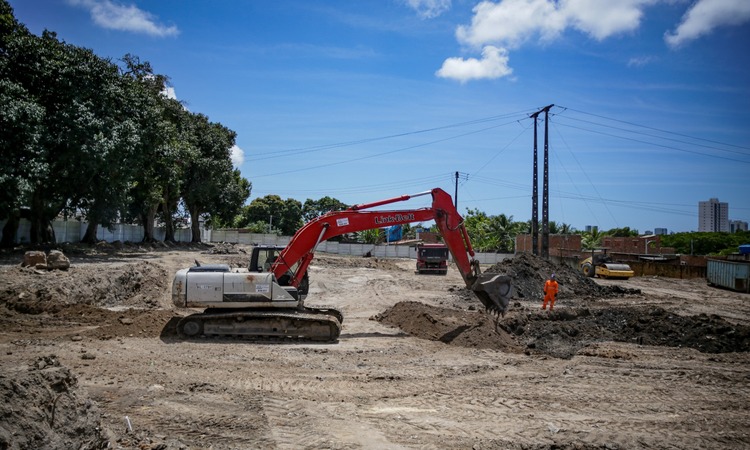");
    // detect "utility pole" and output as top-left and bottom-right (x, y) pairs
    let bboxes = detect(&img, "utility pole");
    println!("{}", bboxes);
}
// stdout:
(529, 104), (554, 258)
(455, 171), (459, 210)
(454, 171), (468, 210)
(529, 111), (540, 256)
(542, 105), (553, 259)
